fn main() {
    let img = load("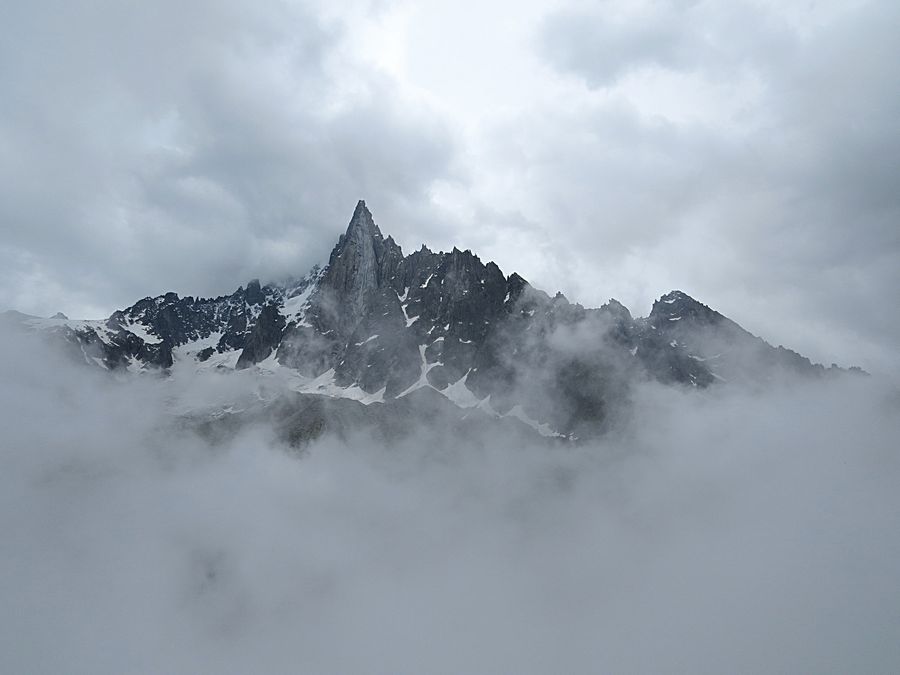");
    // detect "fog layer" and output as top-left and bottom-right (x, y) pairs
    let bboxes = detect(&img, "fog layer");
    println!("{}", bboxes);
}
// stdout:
(1, 329), (898, 674)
